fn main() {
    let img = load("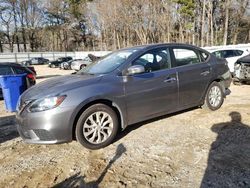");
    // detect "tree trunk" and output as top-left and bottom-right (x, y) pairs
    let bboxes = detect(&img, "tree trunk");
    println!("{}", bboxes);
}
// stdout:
(0, 40), (3, 52)
(16, 35), (20, 52)
(223, 0), (230, 45)
(233, 30), (239, 45)
(209, 2), (214, 46)
(201, 0), (206, 47)
(22, 28), (27, 52)
(249, 30), (250, 42)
